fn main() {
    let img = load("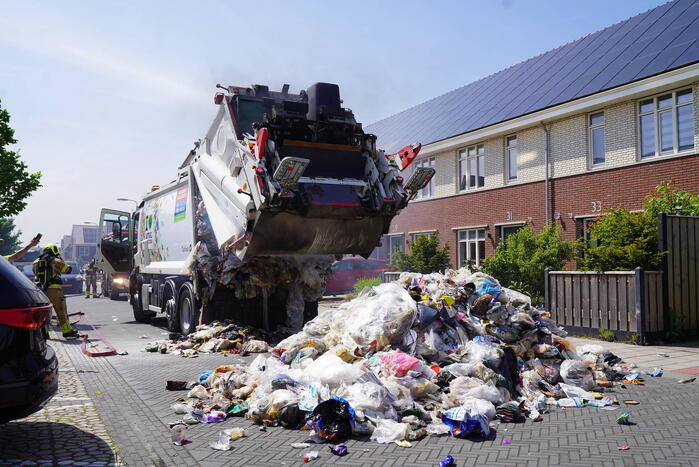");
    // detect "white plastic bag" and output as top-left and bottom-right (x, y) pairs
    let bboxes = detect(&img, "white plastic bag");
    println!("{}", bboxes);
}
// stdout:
(300, 354), (364, 387)
(370, 419), (410, 443)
